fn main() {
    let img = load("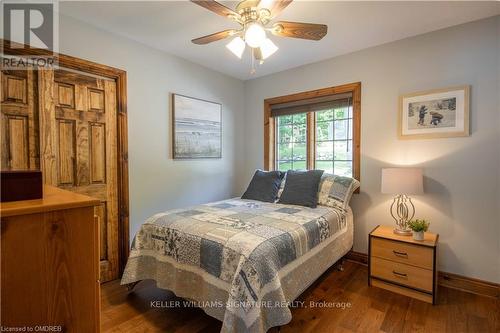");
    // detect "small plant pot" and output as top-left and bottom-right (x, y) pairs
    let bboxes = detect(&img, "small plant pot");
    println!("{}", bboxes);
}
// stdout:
(412, 231), (424, 241)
